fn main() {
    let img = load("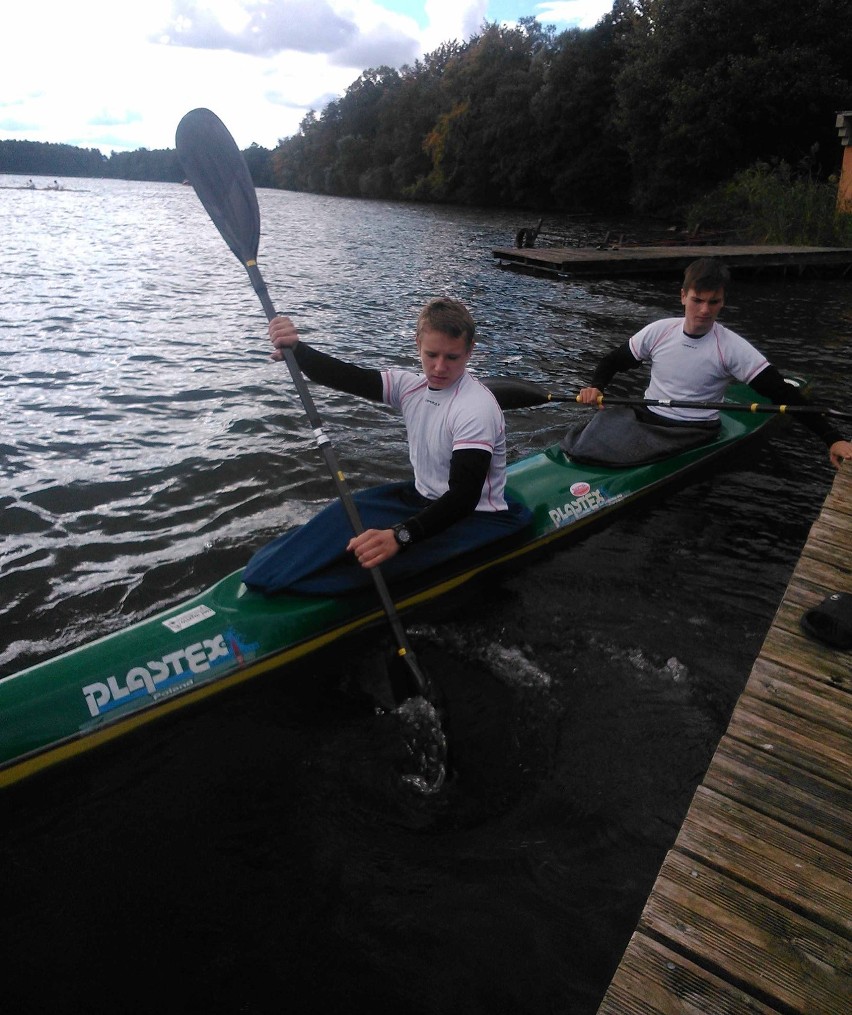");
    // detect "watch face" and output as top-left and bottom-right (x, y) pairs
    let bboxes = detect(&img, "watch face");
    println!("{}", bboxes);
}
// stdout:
(395, 524), (411, 546)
